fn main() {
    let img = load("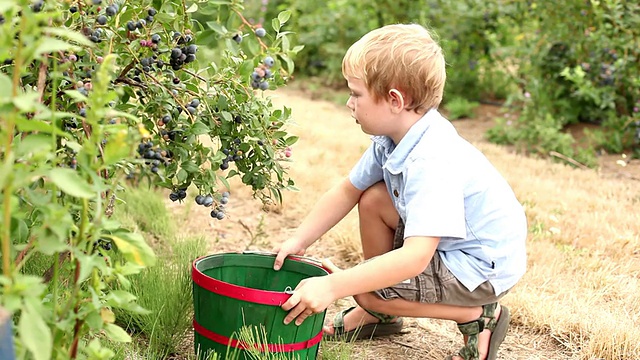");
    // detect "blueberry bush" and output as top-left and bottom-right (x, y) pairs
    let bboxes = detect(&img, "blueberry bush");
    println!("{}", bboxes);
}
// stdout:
(482, 0), (640, 161)
(0, 0), (300, 358)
